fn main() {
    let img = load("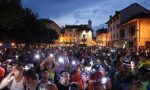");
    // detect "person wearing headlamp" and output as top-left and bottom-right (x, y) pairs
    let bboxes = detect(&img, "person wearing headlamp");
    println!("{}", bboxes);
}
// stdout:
(71, 65), (84, 90)
(88, 64), (102, 90)
(99, 65), (112, 90)
(57, 70), (70, 90)
(36, 70), (58, 90)
(40, 54), (59, 83)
